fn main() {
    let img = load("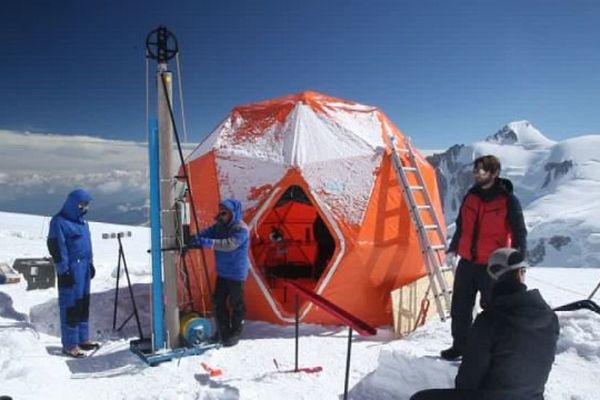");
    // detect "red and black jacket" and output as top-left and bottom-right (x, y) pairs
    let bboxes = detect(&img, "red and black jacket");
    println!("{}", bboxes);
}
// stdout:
(448, 178), (527, 265)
